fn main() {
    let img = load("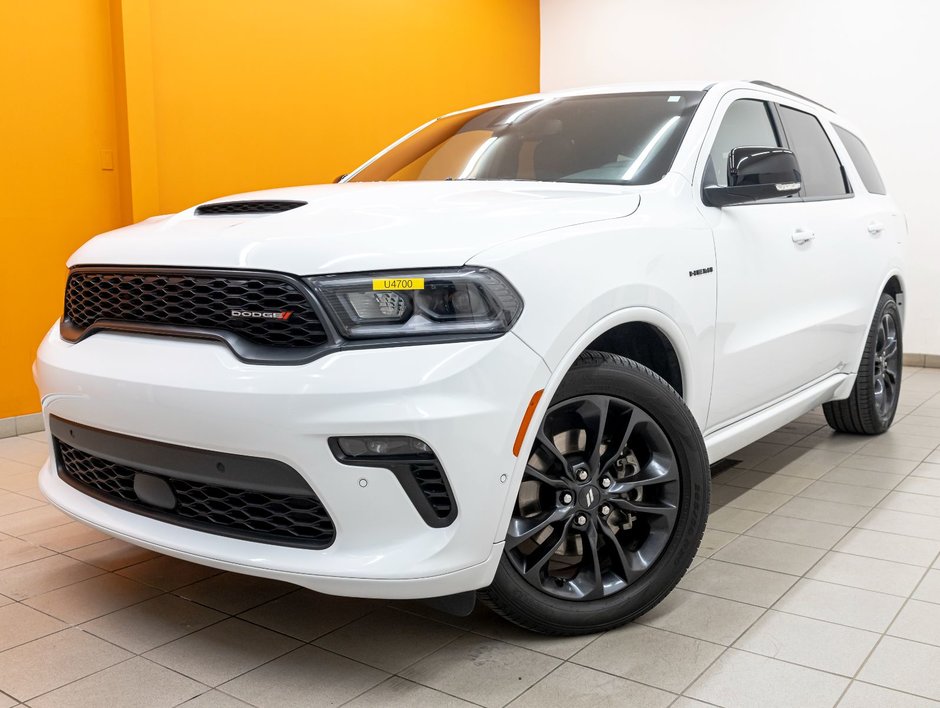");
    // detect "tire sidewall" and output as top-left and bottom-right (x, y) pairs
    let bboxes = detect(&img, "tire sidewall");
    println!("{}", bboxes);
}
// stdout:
(872, 296), (902, 430)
